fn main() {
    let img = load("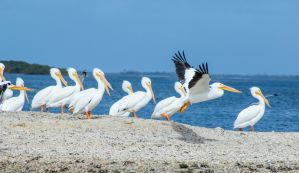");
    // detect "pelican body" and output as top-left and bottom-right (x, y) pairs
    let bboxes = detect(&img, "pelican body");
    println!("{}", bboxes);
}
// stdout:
(31, 68), (68, 112)
(69, 68), (113, 119)
(118, 77), (156, 118)
(152, 82), (187, 121)
(234, 87), (271, 132)
(0, 63), (13, 100)
(46, 68), (84, 113)
(109, 80), (134, 116)
(172, 51), (241, 111)
(0, 78), (32, 112)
